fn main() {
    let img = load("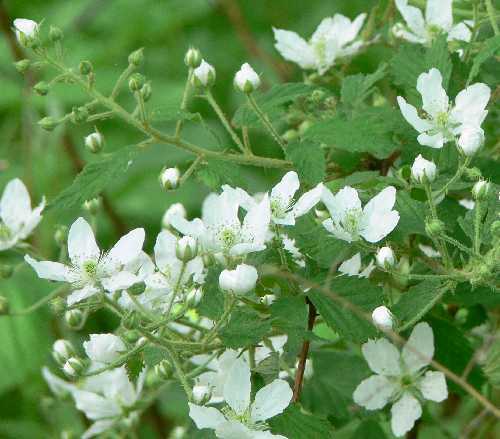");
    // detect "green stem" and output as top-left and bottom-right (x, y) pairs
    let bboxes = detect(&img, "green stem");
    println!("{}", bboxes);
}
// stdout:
(205, 90), (247, 154)
(175, 69), (193, 138)
(246, 93), (287, 152)
(179, 155), (204, 186)
(135, 91), (148, 125)
(203, 294), (236, 343)
(473, 201), (483, 254)
(486, 0), (500, 35)
(441, 234), (476, 256)
(111, 63), (136, 100)
(434, 157), (471, 200)
(6, 285), (68, 316)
